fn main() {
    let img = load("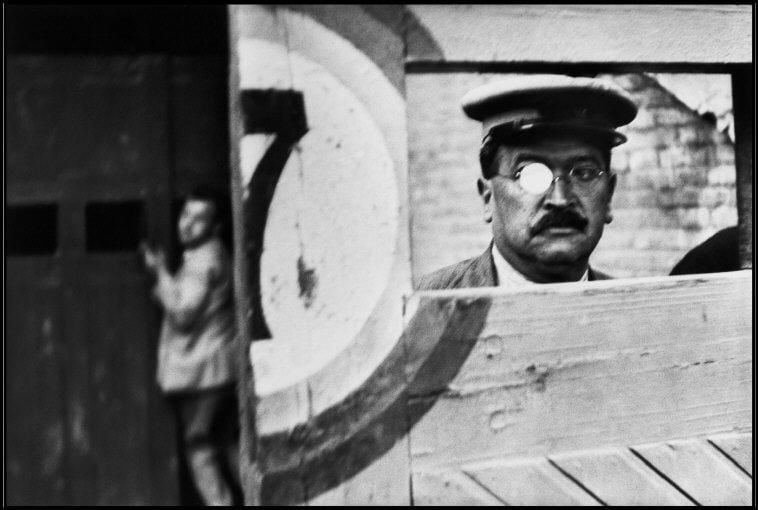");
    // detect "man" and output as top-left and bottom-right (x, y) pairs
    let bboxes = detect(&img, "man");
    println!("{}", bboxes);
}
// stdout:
(141, 186), (241, 505)
(417, 75), (638, 290)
